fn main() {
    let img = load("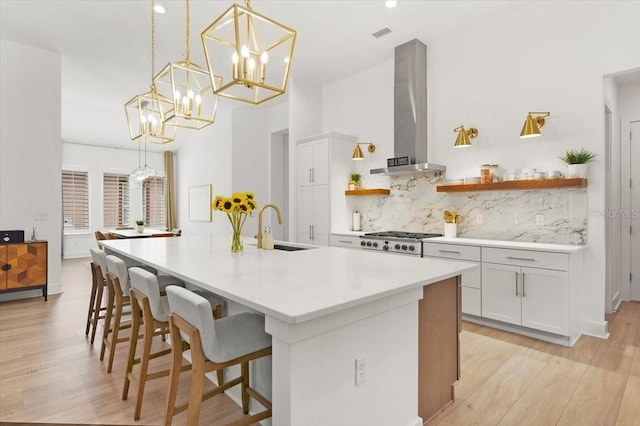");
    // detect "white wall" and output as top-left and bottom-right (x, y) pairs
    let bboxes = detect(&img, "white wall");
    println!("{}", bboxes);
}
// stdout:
(0, 39), (62, 299)
(175, 106), (233, 238)
(61, 142), (165, 258)
(321, 2), (640, 338)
